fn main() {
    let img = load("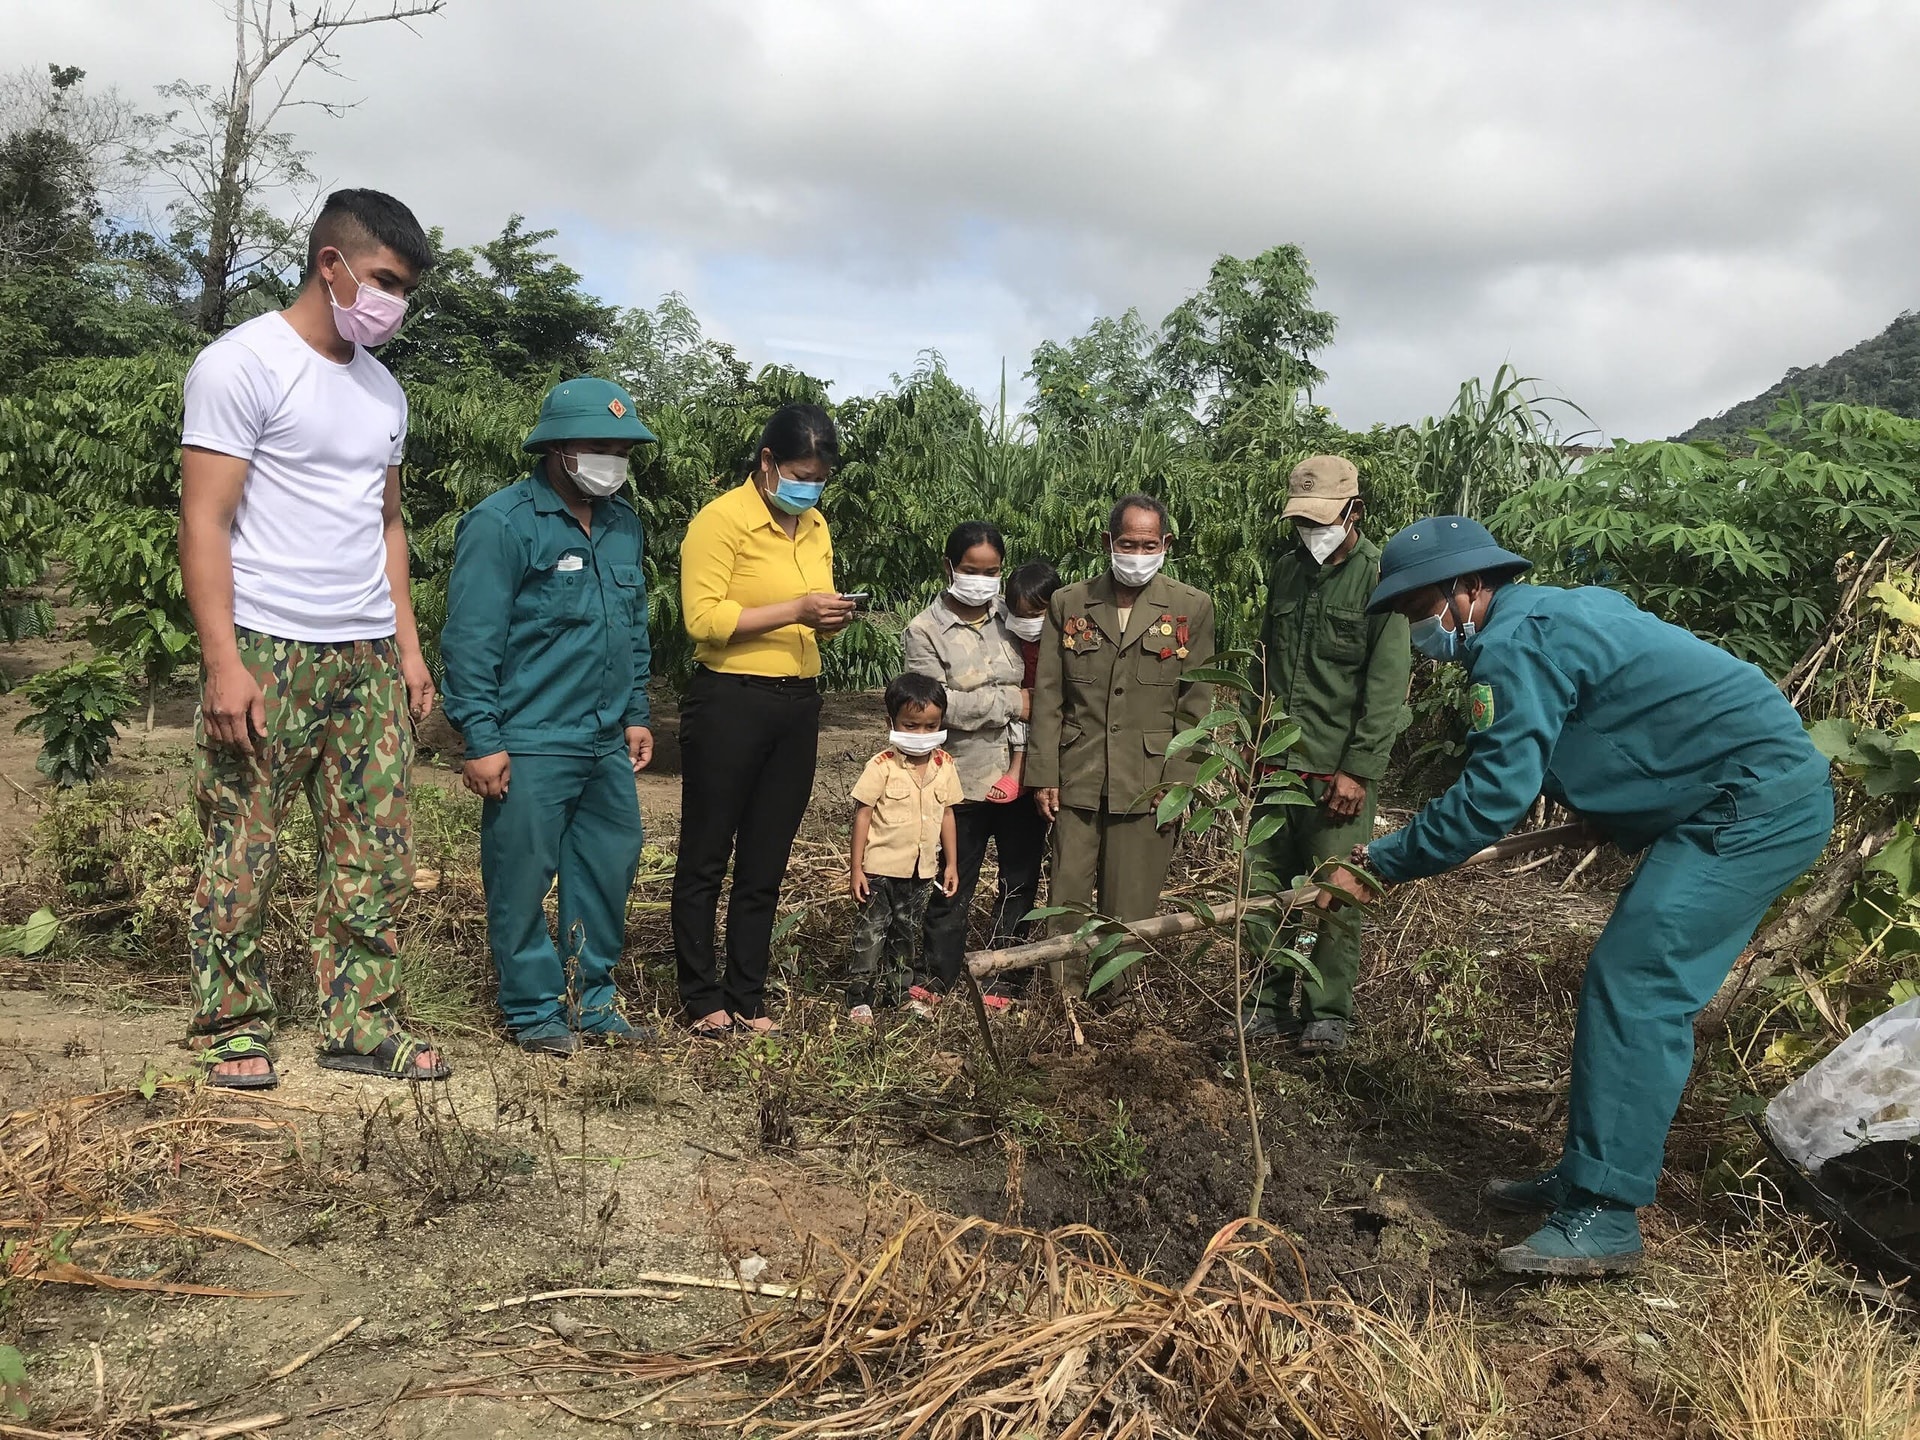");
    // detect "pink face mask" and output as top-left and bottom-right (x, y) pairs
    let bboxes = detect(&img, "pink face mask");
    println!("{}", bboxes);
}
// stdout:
(325, 253), (408, 347)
